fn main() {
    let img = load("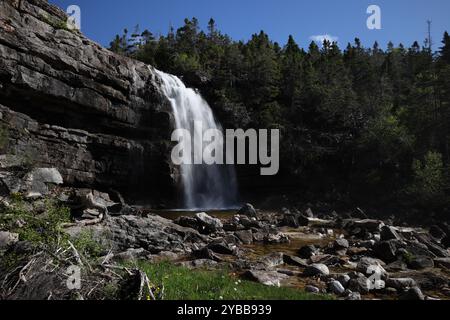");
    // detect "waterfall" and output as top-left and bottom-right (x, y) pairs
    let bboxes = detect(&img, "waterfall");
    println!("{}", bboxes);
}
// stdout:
(155, 69), (239, 210)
